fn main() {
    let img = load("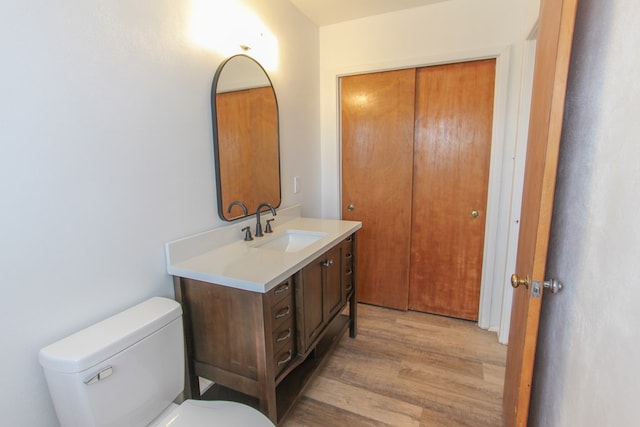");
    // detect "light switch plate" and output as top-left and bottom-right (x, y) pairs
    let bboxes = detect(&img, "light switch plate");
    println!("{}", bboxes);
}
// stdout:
(293, 176), (301, 193)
